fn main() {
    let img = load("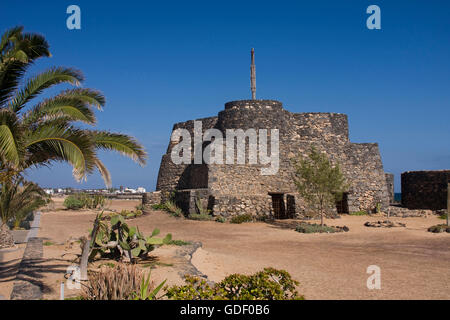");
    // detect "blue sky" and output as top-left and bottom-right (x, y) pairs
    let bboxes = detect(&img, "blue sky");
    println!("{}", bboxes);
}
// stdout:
(1, 0), (449, 192)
